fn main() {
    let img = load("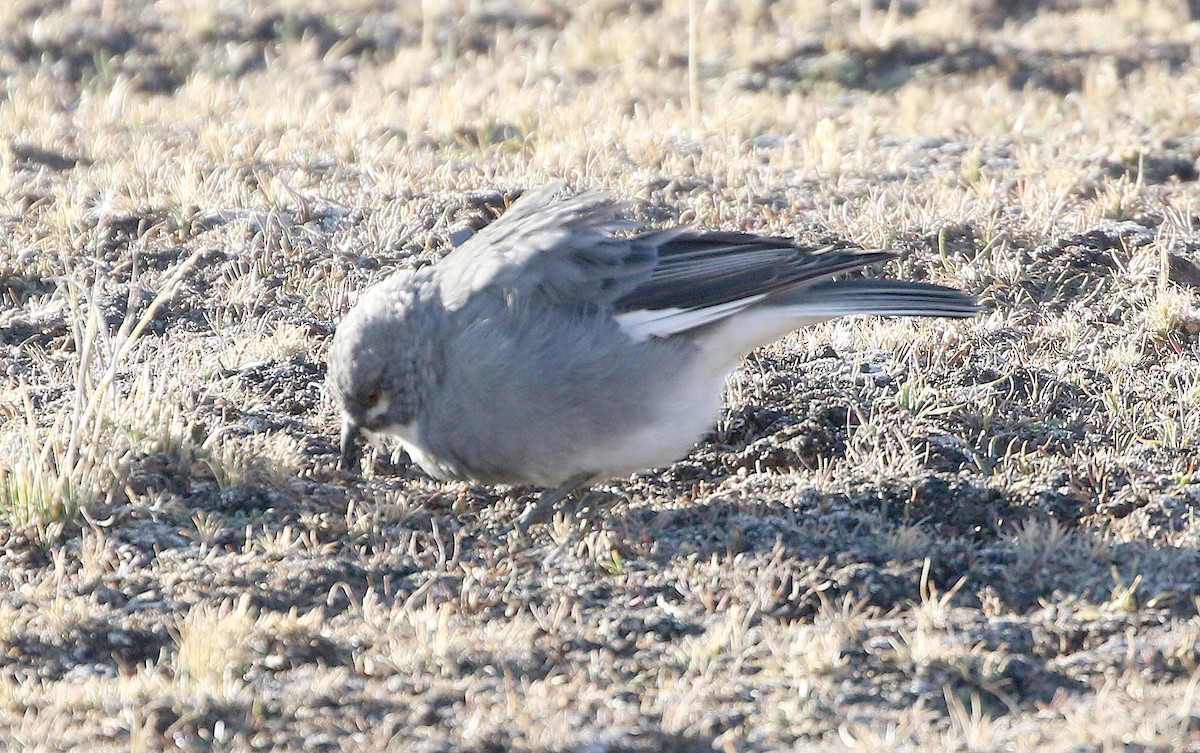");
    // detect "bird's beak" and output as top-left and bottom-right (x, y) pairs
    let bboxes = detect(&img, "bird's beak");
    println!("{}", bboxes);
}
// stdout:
(338, 417), (362, 472)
